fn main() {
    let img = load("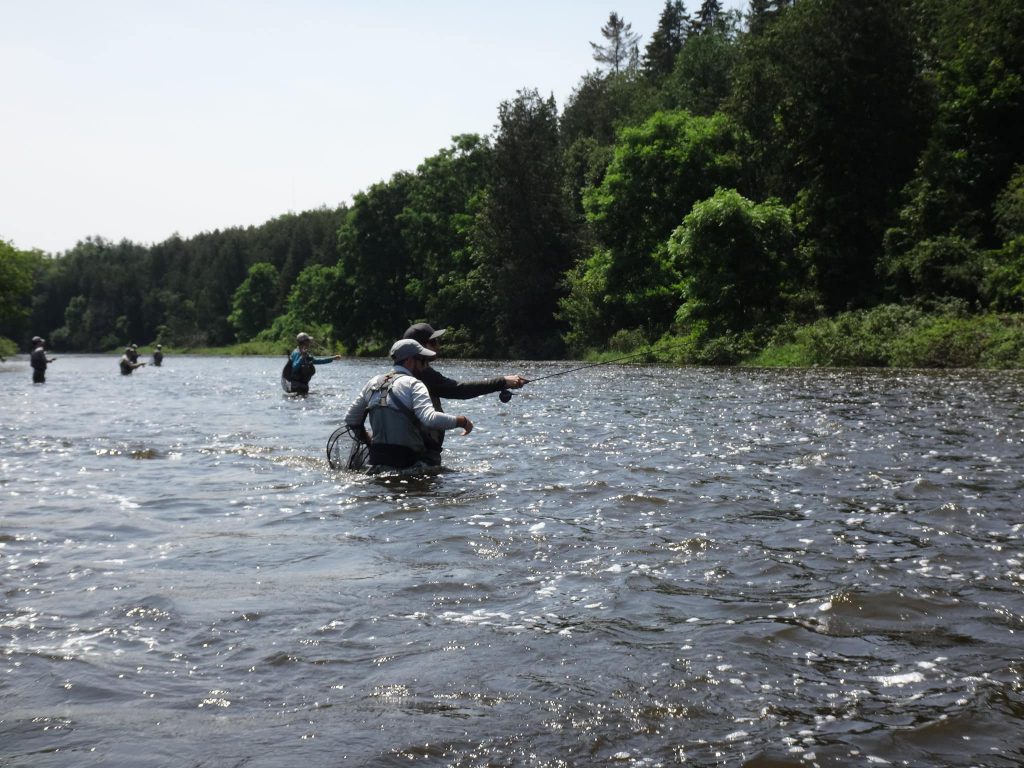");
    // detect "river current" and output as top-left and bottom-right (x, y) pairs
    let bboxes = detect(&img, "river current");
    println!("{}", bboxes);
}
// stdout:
(2, 354), (1022, 767)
